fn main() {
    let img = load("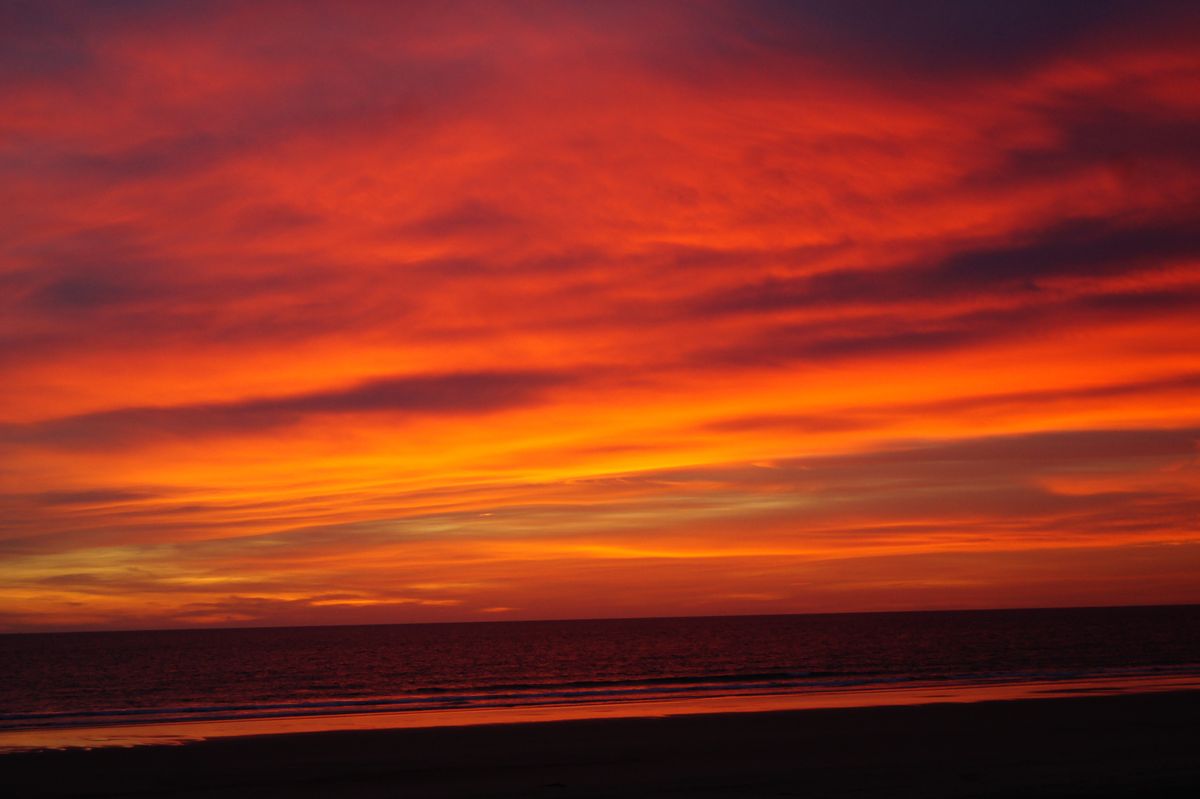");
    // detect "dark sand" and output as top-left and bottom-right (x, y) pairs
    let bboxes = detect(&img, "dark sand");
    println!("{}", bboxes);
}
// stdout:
(4, 691), (1198, 798)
